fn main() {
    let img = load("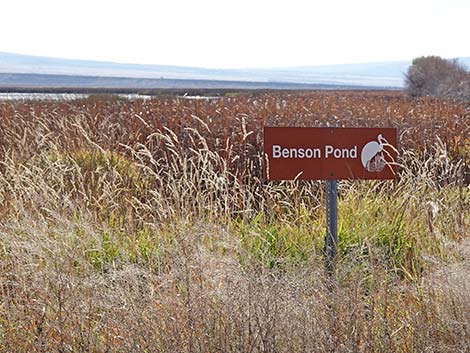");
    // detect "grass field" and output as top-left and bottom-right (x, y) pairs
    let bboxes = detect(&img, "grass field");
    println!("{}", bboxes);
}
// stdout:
(0, 91), (469, 352)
